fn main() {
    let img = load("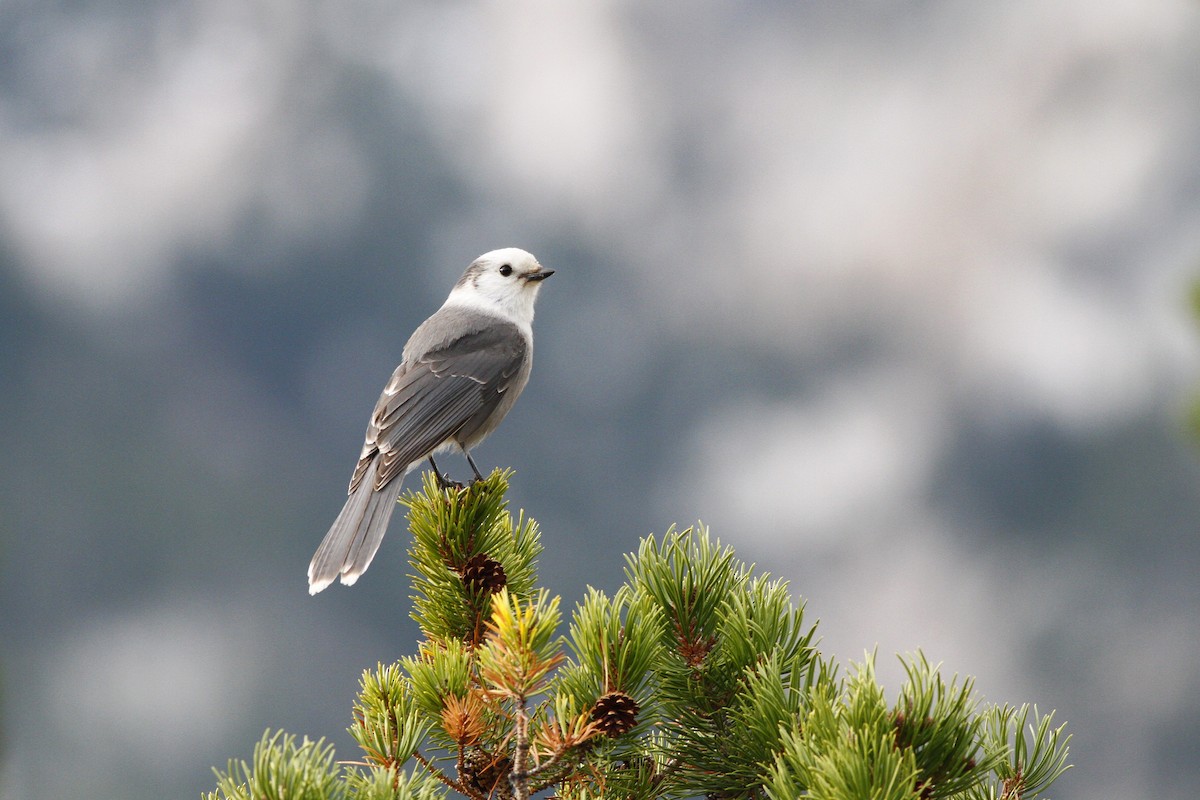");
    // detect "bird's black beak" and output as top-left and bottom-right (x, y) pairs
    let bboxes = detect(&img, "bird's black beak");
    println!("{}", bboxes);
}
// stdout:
(525, 269), (554, 282)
